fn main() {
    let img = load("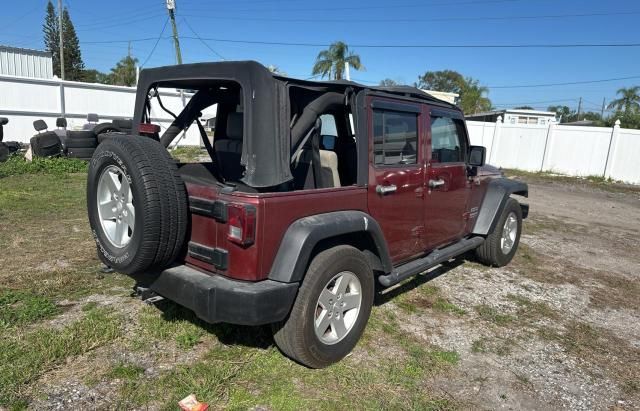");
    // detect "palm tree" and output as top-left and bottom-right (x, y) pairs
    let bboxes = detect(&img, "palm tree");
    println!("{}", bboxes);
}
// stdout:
(607, 86), (640, 114)
(312, 41), (364, 80)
